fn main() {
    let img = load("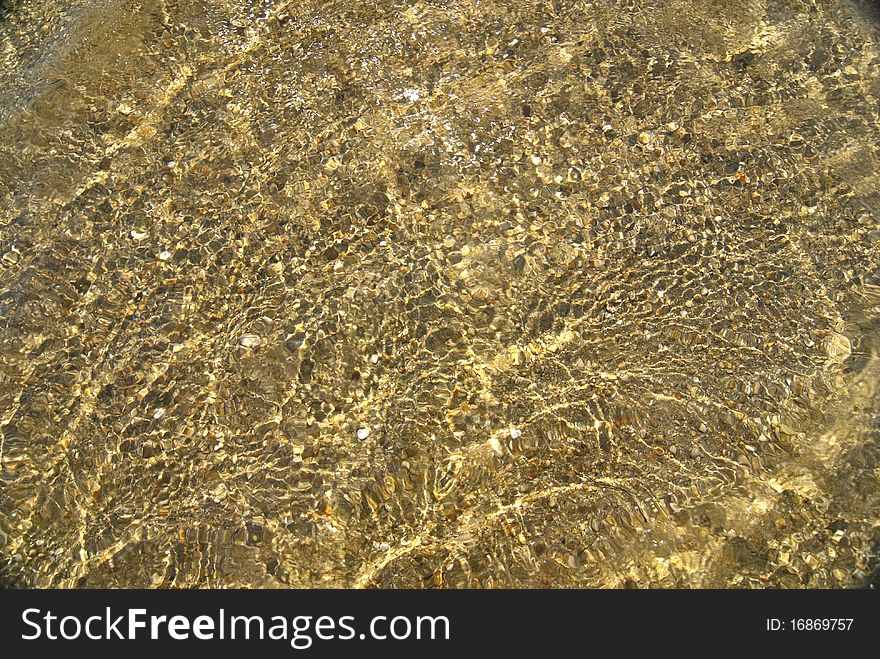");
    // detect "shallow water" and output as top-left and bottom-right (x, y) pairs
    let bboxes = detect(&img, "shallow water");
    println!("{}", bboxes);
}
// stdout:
(0, 0), (878, 587)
